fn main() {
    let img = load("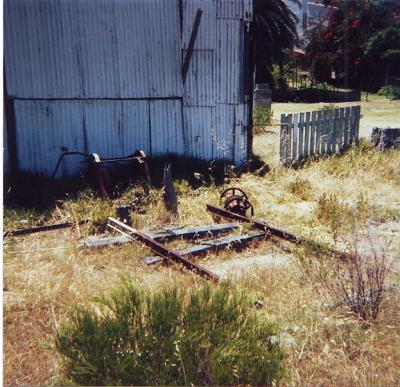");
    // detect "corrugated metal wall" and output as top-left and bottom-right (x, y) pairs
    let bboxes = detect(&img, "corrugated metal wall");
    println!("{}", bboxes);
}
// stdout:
(4, 0), (253, 177)
(5, 0), (183, 98)
(181, 0), (251, 165)
(3, 116), (10, 174)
